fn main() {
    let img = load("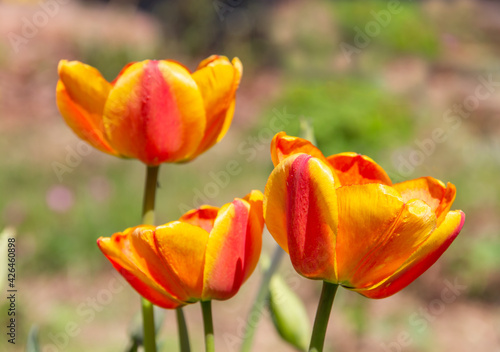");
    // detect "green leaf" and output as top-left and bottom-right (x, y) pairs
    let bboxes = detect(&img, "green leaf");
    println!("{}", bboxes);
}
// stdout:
(268, 275), (310, 351)
(26, 325), (40, 352)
